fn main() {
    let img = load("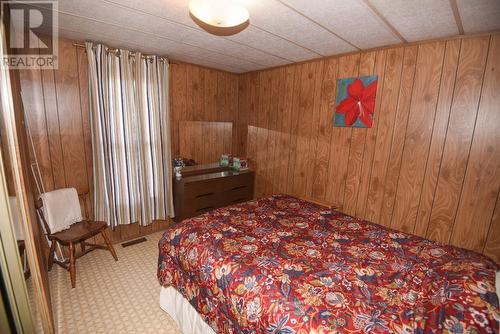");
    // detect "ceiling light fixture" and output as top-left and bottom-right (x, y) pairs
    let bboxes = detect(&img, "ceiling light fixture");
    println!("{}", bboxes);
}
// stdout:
(189, 0), (250, 36)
